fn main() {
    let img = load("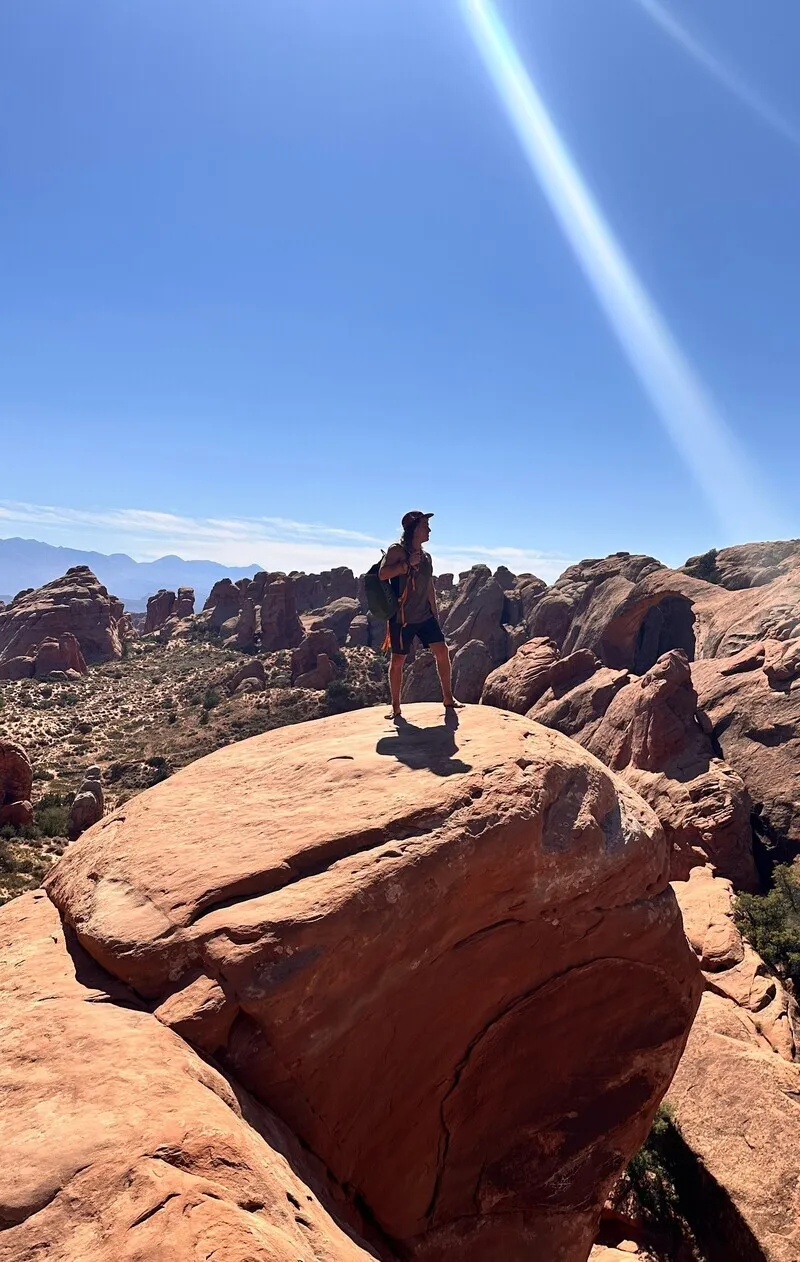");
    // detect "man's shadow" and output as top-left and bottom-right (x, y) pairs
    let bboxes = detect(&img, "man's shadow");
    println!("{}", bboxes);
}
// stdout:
(376, 713), (472, 777)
